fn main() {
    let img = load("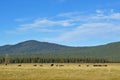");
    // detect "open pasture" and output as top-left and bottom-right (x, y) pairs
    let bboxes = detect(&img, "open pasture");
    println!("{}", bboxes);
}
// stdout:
(0, 63), (120, 80)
